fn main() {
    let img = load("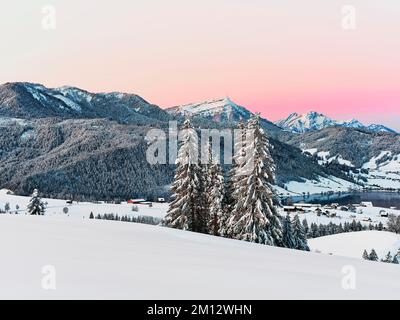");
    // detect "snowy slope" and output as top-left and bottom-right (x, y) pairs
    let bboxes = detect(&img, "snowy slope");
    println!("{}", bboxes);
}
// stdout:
(276, 111), (397, 134)
(278, 175), (360, 196)
(361, 151), (400, 189)
(1, 215), (400, 299)
(0, 189), (168, 219)
(309, 231), (400, 260)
